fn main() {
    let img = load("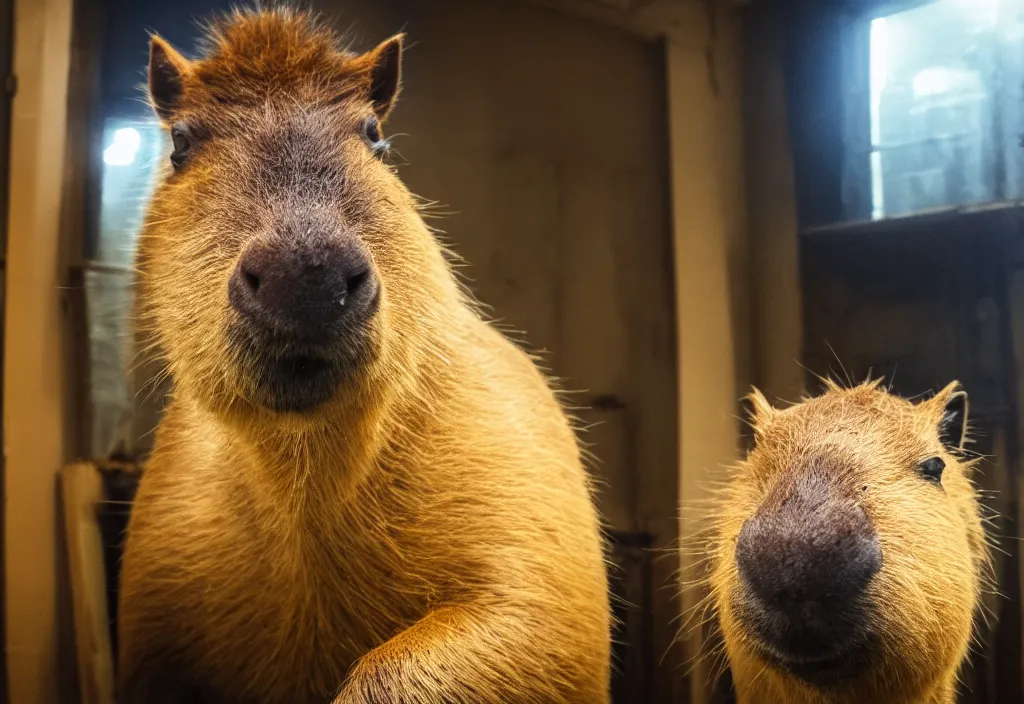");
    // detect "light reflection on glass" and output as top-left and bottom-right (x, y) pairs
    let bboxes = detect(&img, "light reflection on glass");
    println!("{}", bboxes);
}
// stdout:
(103, 127), (142, 166)
(98, 119), (163, 265)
